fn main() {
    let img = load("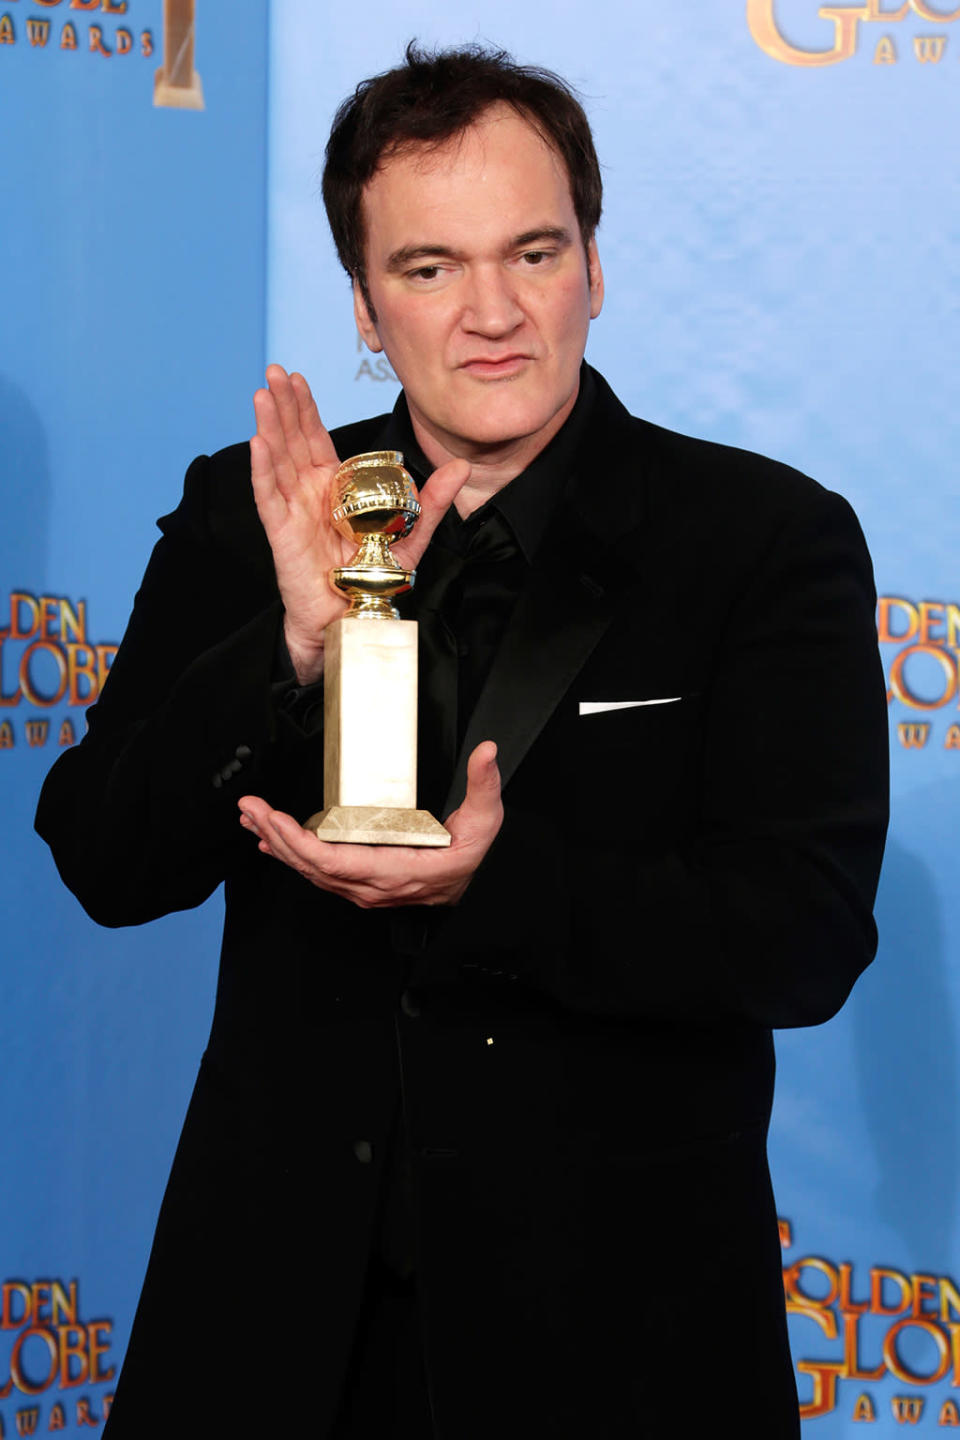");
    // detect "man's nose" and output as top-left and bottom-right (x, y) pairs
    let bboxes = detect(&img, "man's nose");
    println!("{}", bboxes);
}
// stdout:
(461, 265), (523, 336)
